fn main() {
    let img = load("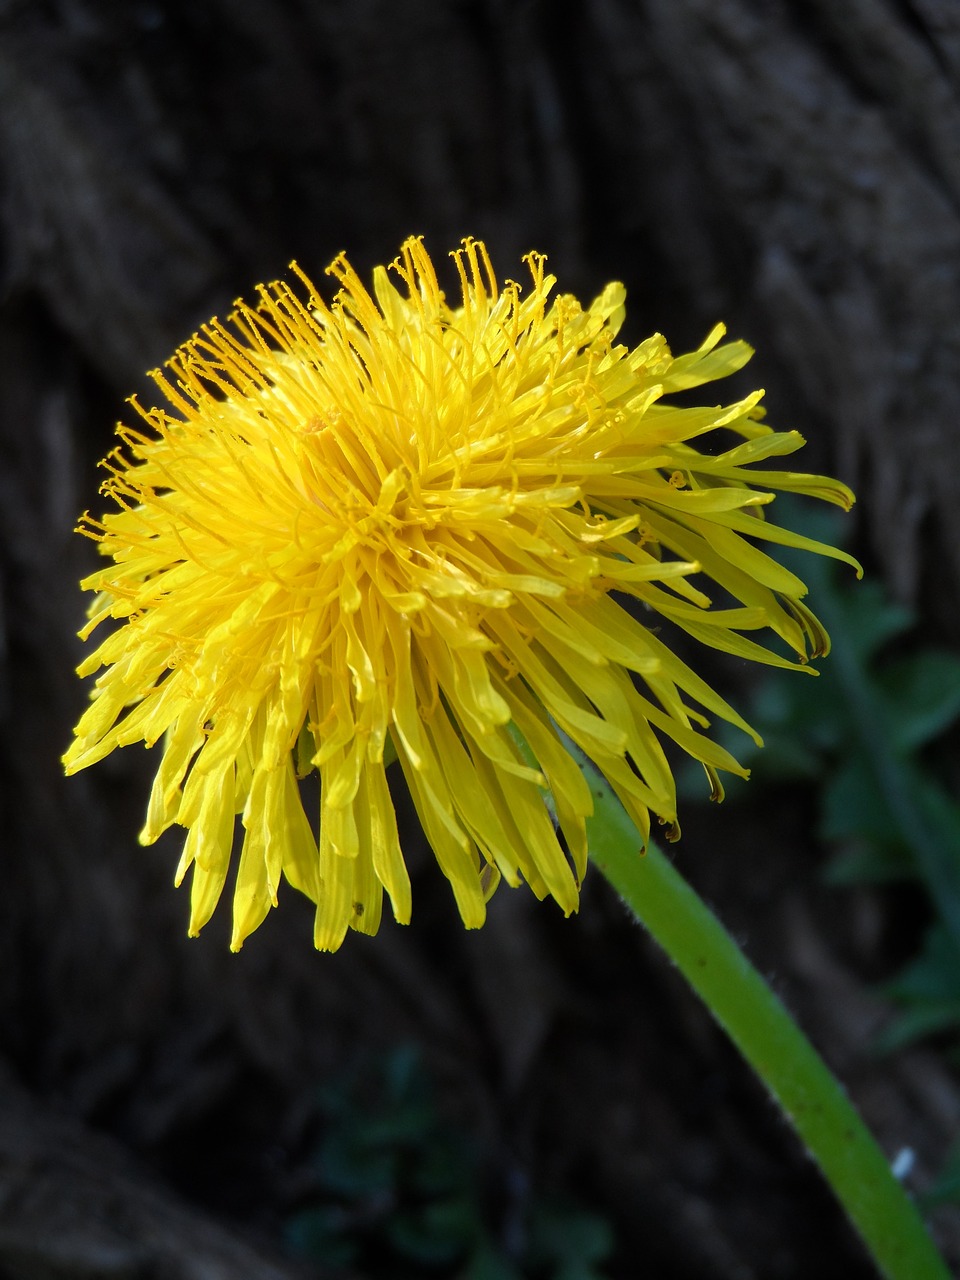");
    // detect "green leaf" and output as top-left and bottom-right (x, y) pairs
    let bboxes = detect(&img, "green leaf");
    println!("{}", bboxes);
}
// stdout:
(718, 500), (960, 1060)
(749, 666), (843, 753)
(884, 926), (960, 1004)
(919, 1143), (960, 1211)
(880, 650), (960, 754)
(318, 1127), (397, 1196)
(526, 1199), (614, 1274)
(836, 579), (914, 665)
(465, 1241), (524, 1280)
(741, 729), (824, 783)
(875, 925), (960, 1053)
(284, 1205), (357, 1266)
(874, 1002), (960, 1055)
(906, 773), (960, 945)
(360, 1098), (434, 1146)
(411, 1135), (475, 1196)
(388, 1196), (478, 1265)
(822, 843), (913, 886)
(819, 754), (895, 847)
(586, 780), (952, 1279)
